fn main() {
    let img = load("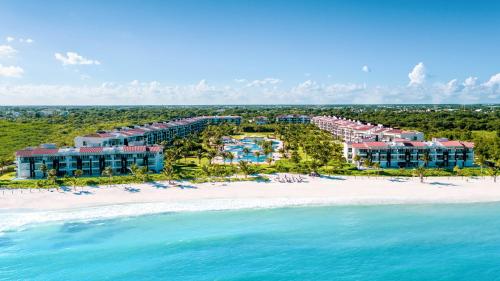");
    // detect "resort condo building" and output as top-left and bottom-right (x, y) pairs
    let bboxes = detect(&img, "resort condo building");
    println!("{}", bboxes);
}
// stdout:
(15, 115), (242, 179)
(311, 116), (424, 143)
(74, 116), (242, 147)
(312, 116), (474, 168)
(275, 114), (311, 124)
(344, 139), (475, 168)
(15, 144), (164, 179)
